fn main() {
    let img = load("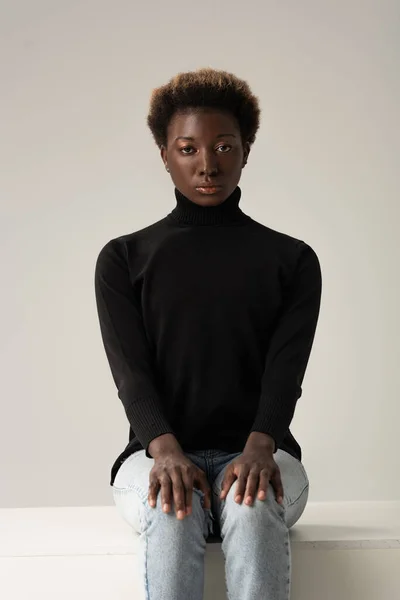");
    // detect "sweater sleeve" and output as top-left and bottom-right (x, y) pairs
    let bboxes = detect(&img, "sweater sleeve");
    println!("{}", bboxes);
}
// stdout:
(94, 238), (175, 457)
(250, 241), (322, 452)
